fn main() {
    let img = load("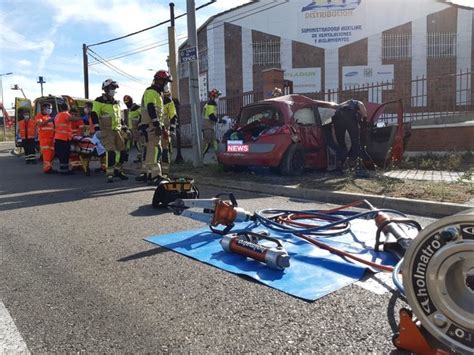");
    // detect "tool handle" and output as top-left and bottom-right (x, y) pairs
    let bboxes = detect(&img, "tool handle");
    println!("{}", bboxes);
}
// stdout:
(237, 231), (283, 248)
